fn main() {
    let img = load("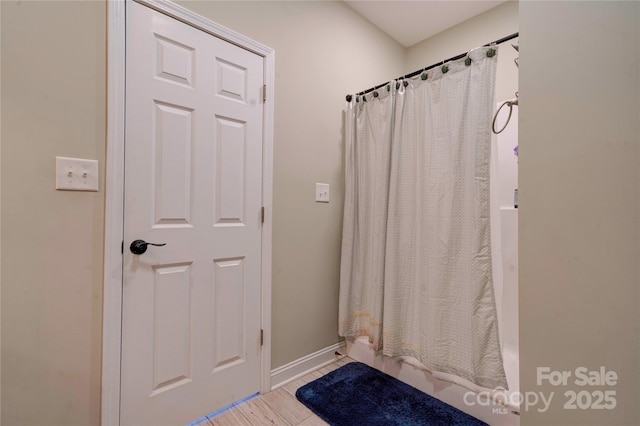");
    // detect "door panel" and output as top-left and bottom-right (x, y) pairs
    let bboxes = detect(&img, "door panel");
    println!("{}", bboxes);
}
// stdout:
(153, 101), (193, 226)
(122, 3), (264, 425)
(214, 116), (247, 225)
